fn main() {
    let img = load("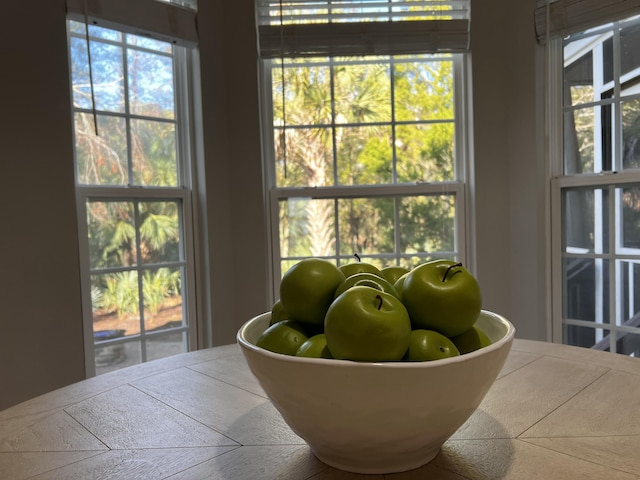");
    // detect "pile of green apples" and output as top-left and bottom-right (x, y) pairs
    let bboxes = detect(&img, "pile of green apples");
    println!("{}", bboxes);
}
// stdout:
(257, 257), (492, 362)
